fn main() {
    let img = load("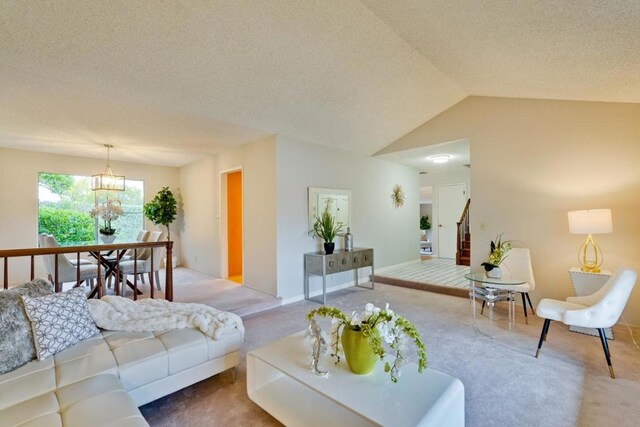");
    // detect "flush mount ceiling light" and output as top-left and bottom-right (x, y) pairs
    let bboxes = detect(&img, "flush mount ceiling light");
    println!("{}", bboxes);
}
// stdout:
(429, 155), (451, 164)
(92, 144), (125, 191)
